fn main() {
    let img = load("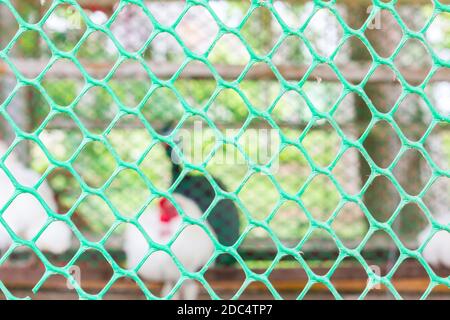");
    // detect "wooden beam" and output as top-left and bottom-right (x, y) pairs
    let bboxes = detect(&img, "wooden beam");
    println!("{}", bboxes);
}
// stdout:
(1, 260), (448, 297)
(75, 0), (435, 8)
(1, 59), (448, 83)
